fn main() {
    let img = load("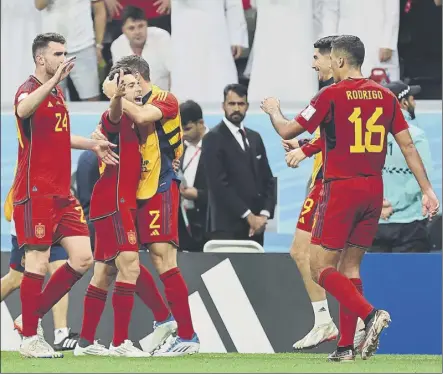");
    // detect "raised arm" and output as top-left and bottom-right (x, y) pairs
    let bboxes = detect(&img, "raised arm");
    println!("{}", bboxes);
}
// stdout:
(16, 57), (76, 119)
(260, 98), (306, 139)
(122, 99), (162, 126)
